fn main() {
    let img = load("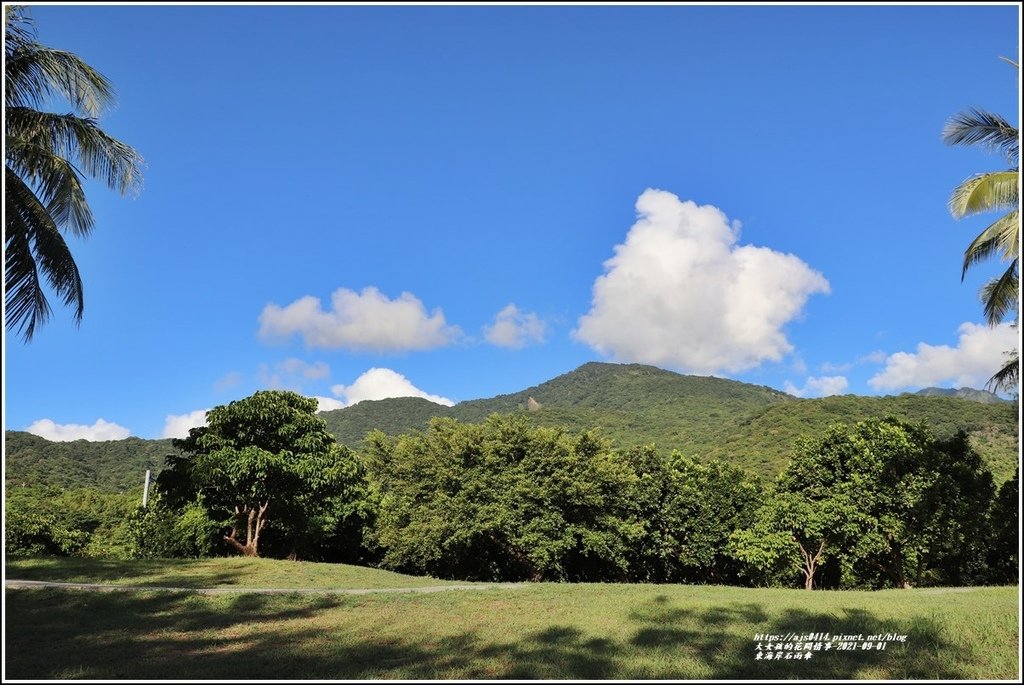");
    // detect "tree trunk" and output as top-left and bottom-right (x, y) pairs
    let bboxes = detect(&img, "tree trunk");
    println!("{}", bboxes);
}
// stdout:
(224, 502), (269, 557)
(797, 538), (827, 591)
